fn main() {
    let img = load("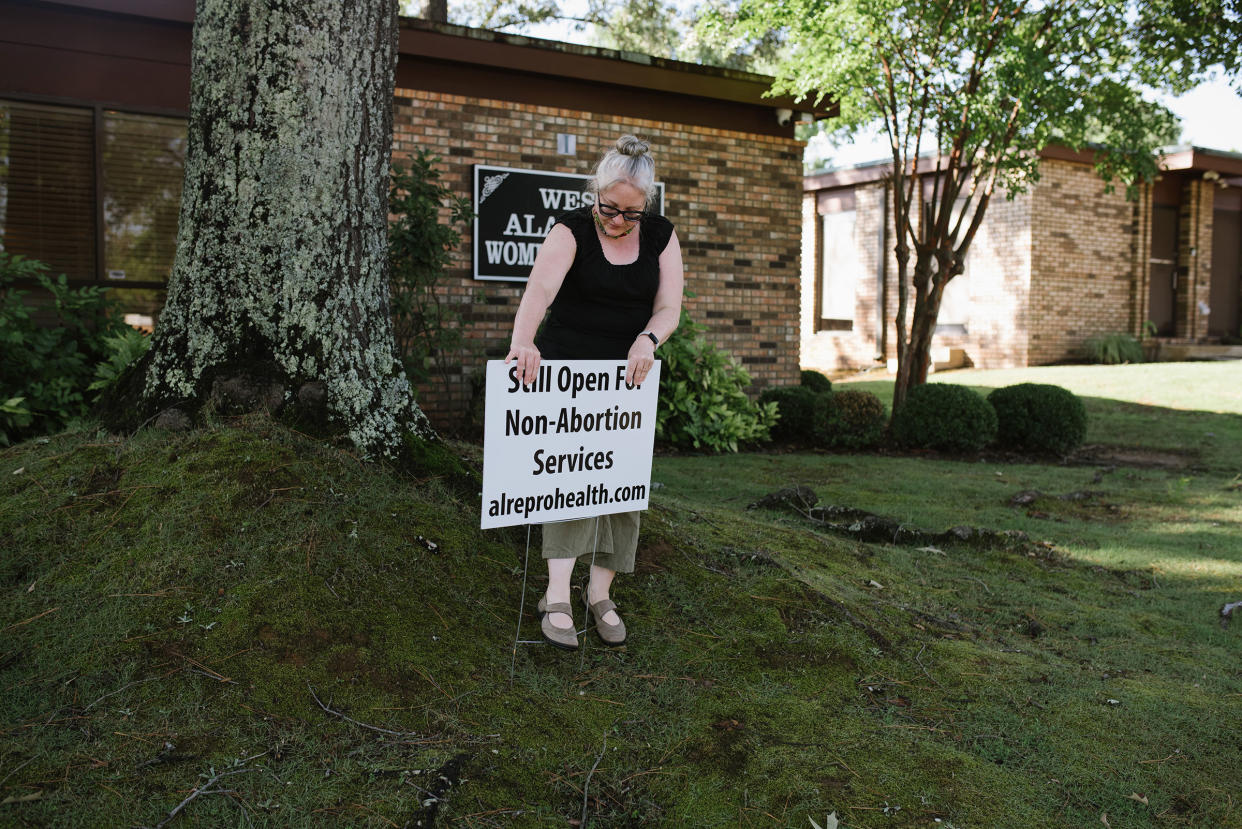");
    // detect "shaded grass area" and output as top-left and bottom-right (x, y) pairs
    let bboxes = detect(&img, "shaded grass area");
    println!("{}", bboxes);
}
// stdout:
(1, 409), (1240, 827)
